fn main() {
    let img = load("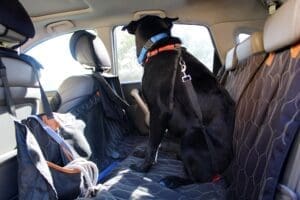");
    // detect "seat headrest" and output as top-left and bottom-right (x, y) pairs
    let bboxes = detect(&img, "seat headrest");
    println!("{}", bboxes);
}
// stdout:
(236, 32), (264, 62)
(0, 0), (35, 48)
(264, 0), (300, 52)
(225, 47), (238, 71)
(69, 30), (111, 72)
